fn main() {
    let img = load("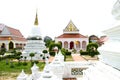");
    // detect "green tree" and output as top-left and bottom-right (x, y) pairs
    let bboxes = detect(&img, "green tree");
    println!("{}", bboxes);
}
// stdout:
(29, 52), (35, 63)
(87, 43), (99, 57)
(49, 42), (62, 53)
(0, 48), (6, 60)
(42, 50), (48, 61)
(15, 52), (22, 65)
(44, 36), (52, 48)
